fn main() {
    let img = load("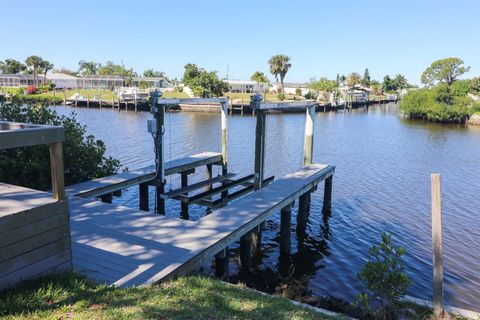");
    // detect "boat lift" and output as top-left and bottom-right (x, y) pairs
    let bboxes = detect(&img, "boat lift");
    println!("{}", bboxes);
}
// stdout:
(148, 90), (319, 217)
